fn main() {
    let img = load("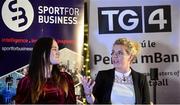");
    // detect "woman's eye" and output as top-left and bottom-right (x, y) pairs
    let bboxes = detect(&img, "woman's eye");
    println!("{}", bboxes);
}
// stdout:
(118, 51), (123, 55)
(51, 48), (58, 51)
(111, 52), (114, 55)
